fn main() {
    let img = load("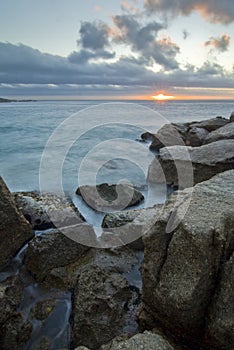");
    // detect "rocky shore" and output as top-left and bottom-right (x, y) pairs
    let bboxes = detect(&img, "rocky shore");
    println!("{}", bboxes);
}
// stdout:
(0, 112), (234, 350)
